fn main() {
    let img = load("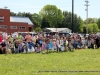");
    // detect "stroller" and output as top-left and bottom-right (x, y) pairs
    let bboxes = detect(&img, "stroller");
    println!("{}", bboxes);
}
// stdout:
(27, 42), (35, 52)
